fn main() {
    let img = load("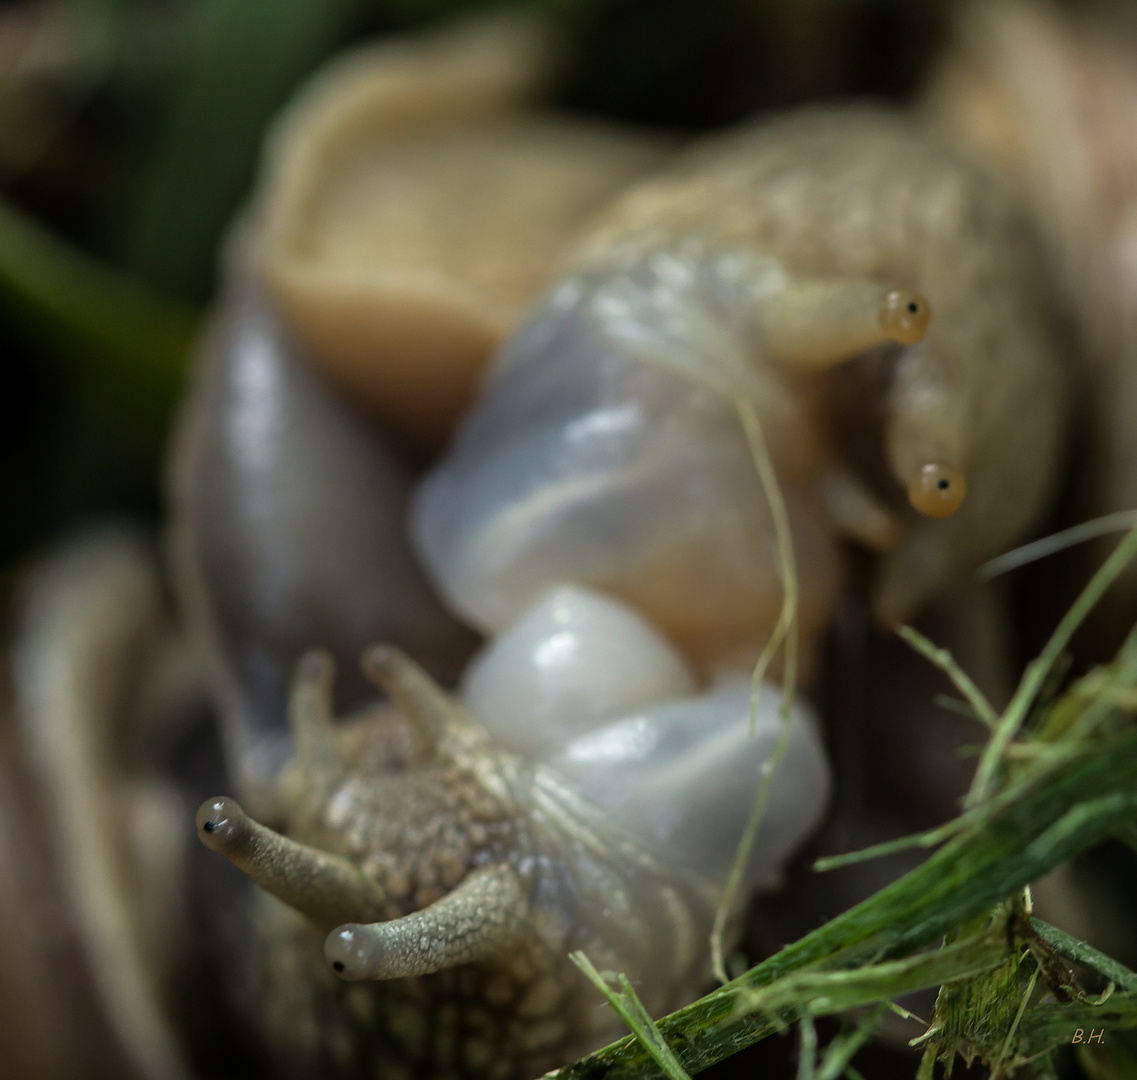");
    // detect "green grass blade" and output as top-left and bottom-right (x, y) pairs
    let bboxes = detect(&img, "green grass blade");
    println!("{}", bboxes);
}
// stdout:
(711, 396), (800, 983)
(1028, 919), (1137, 993)
(122, 0), (358, 298)
(897, 624), (998, 728)
(968, 525), (1137, 807)
(979, 511), (1137, 580)
(570, 952), (691, 1080)
(0, 195), (198, 386)
(549, 726), (1137, 1079)
(816, 1007), (886, 1080)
